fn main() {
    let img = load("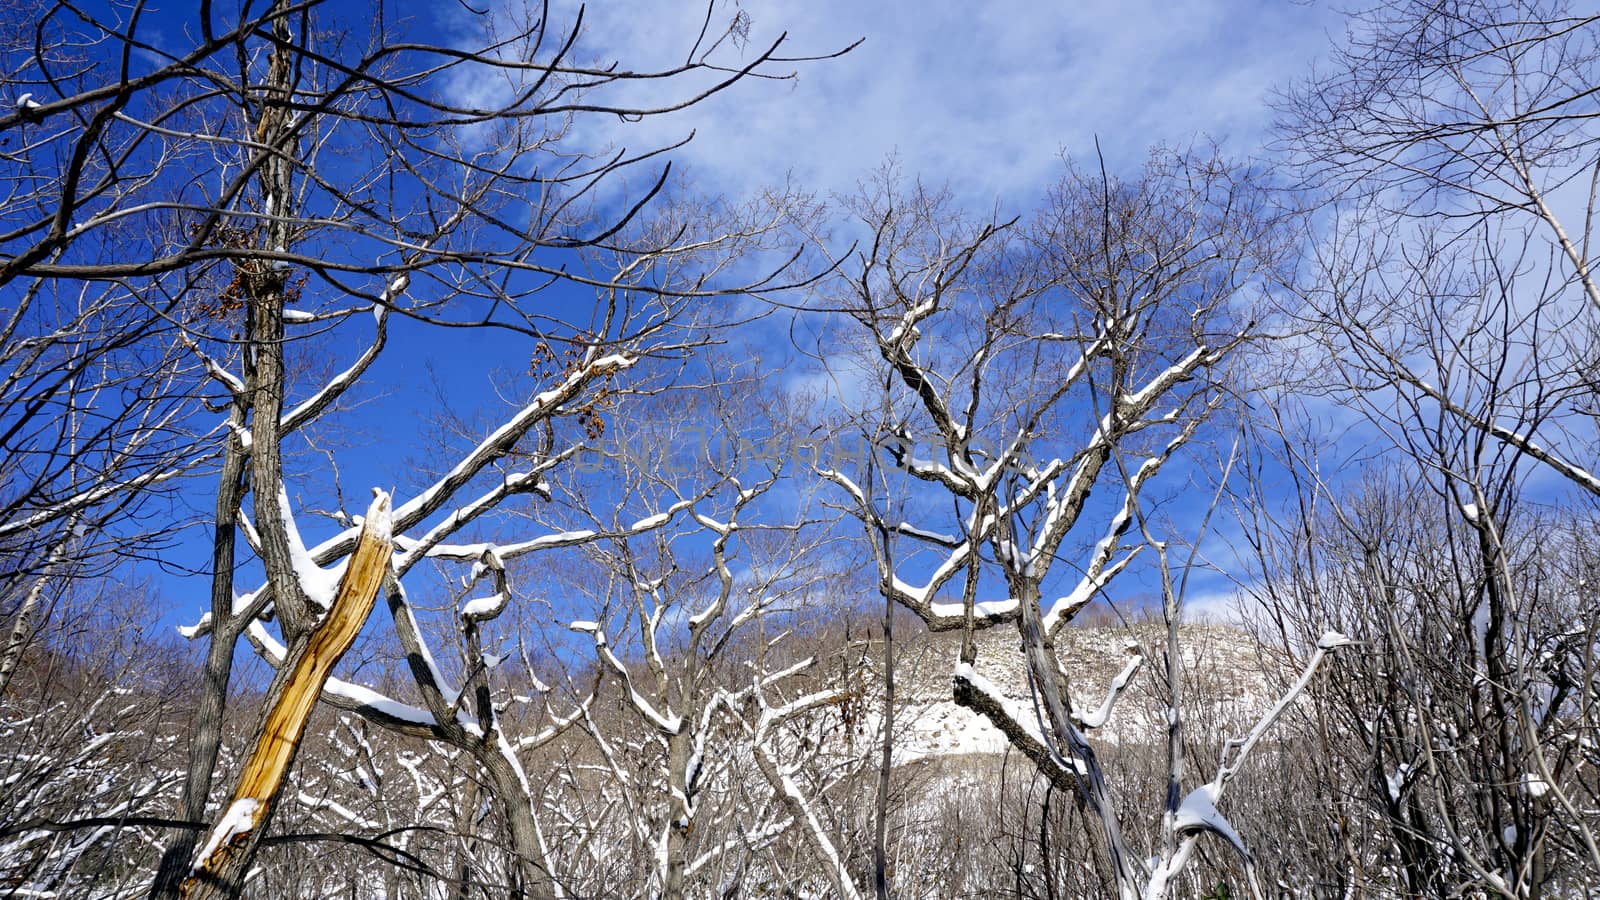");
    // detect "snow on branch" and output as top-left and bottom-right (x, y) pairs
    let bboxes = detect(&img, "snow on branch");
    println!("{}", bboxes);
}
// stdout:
(1072, 645), (1143, 730)
(1401, 373), (1600, 497)
(423, 498), (690, 563)
(1147, 630), (1355, 898)
(952, 662), (1087, 786)
(1210, 631), (1353, 791)
(390, 352), (636, 534)
(244, 620), (440, 736)
(459, 548), (508, 623)
(270, 482), (344, 611)
(178, 333), (245, 395)
(394, 463), (564, 572)
(190, 799), (260, 875)
(279, 304), (388, 432)
(571, 621), (683, 735)
(0, 452), (205, 541)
